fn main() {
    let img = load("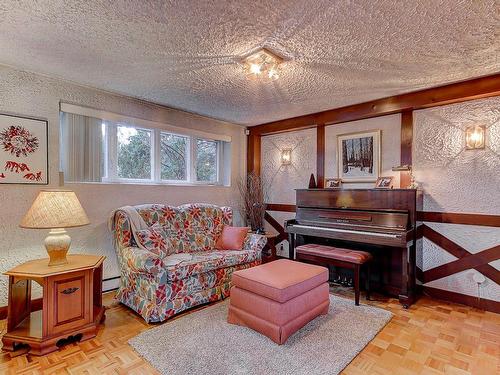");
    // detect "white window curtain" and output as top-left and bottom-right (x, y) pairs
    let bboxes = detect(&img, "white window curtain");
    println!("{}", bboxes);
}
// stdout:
(60, 112), (103, 182)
